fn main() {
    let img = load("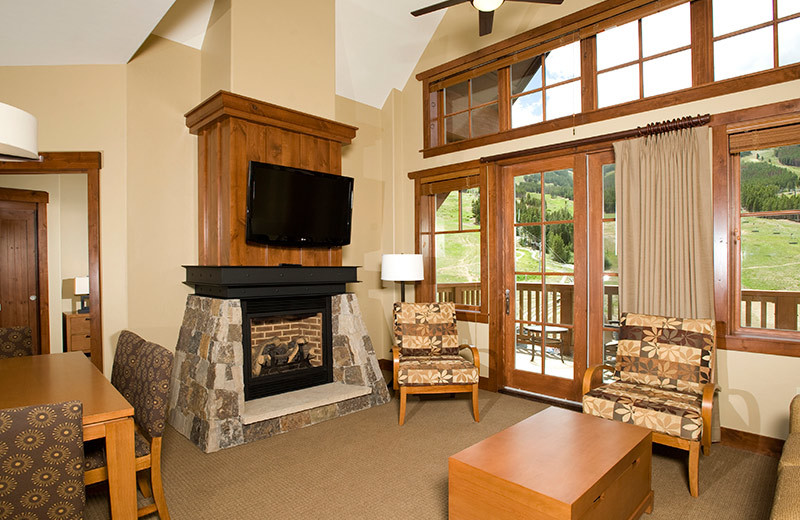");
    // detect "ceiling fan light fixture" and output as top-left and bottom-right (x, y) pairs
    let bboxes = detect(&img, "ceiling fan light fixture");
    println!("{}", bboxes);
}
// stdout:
(471, 0), (504, 12)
